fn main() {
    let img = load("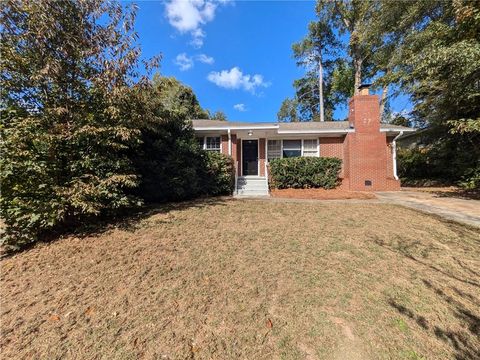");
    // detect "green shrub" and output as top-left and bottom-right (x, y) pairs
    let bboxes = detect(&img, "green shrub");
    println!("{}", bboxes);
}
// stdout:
(131, 116), (204, 203)
(132, 115), (235, 202)
(458, 166), (480, 190)
(200, 151), (235, 196)
(269, 157), (342, 189)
